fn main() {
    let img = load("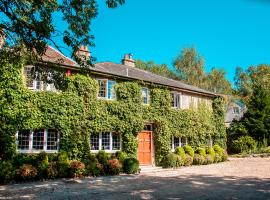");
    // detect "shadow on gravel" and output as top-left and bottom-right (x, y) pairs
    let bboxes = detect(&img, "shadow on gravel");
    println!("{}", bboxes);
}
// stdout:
(0, 174), (270, 200)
